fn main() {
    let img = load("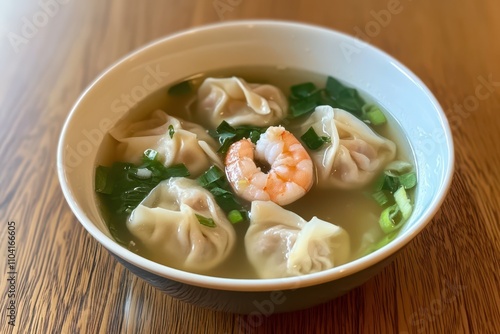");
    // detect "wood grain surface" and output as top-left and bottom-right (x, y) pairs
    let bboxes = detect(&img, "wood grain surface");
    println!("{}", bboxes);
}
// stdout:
(1, 0), (499, 333)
